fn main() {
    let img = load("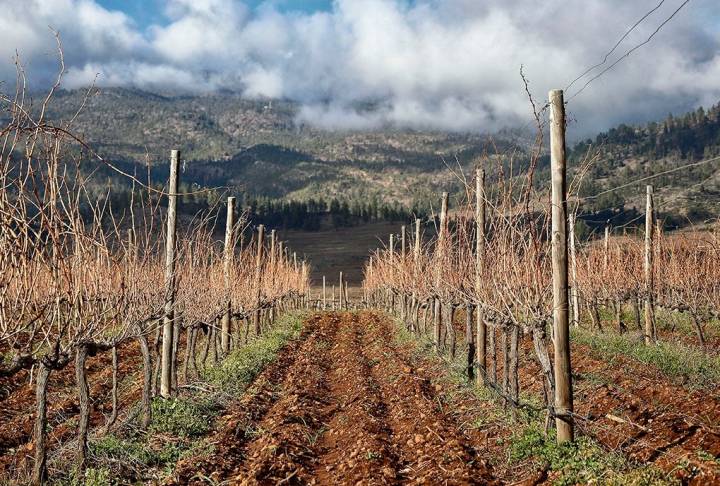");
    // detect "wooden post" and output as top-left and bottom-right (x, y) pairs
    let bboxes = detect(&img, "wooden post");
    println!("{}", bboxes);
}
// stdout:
(550, 89), (574, 443)
(644, 185), (655, 345)
(253, 225), (265, 335)
(604, 224), (610, 270)
(569, 213), (581, 327)
(323, 275), (327, 310)
(400, 225), (407, 321)
(339, 271), (345, 310)
(439, 192), (449, 243)
(221, 196), (235, 353)
(270, 230), (277, 268)
(434, 192), (449, 352)
(269, 229), (277, 325)
(332, 285), (336, 310)
(161, 150), (180, 398)
(475, 167), (486, 385)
